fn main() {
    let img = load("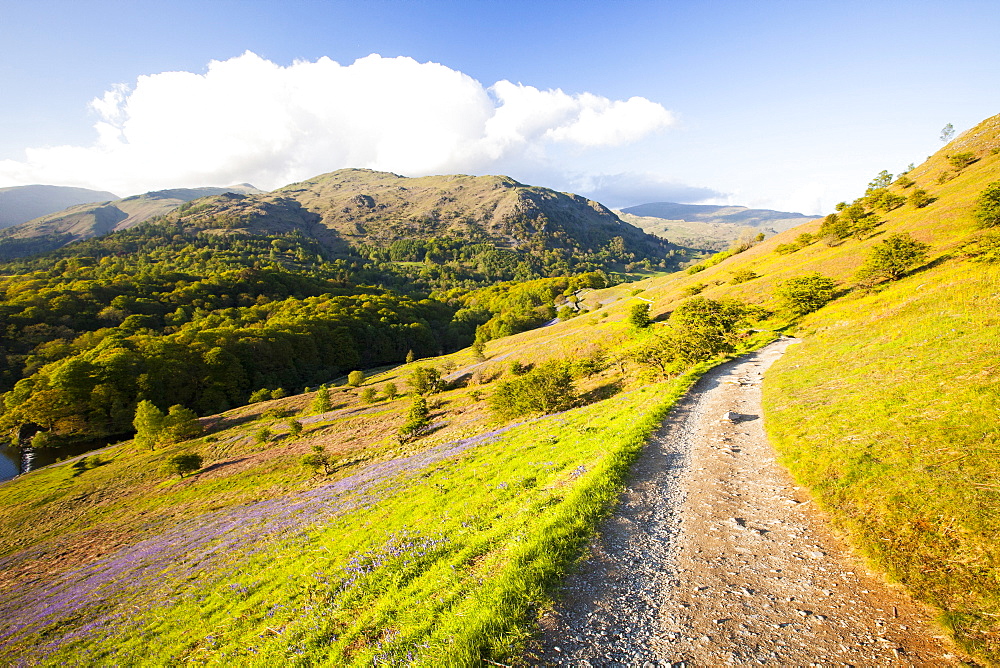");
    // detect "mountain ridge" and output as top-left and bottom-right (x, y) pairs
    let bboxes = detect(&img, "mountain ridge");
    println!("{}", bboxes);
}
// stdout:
(0, 184), (119, 230)
(0, 184), (262, 259)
